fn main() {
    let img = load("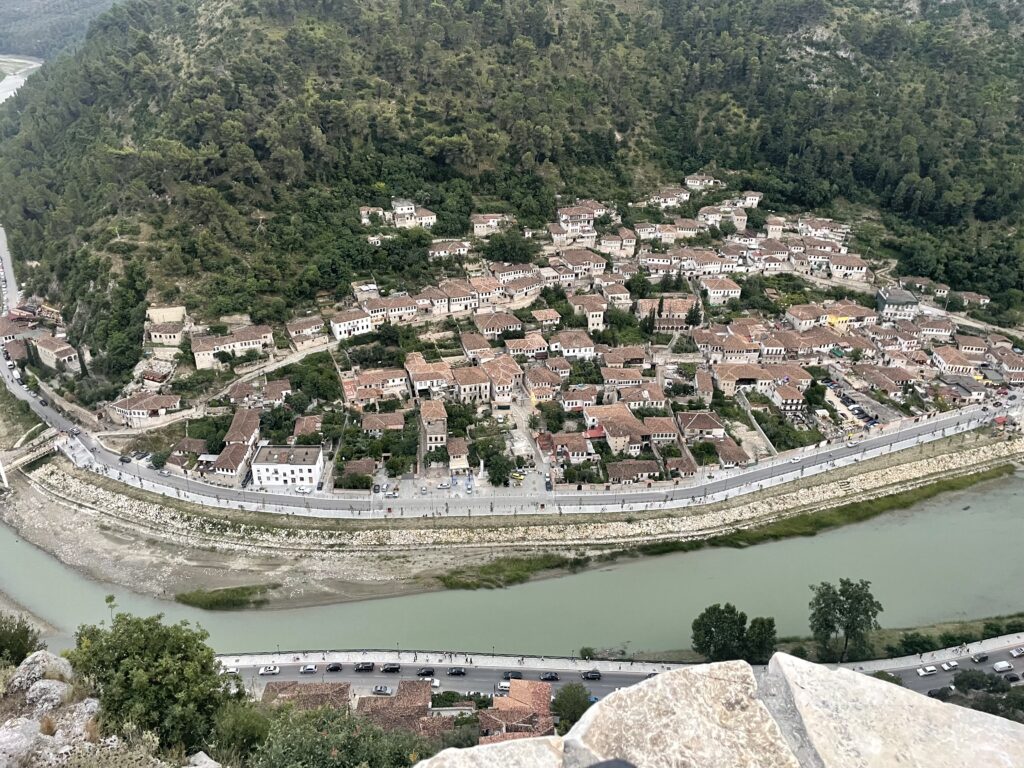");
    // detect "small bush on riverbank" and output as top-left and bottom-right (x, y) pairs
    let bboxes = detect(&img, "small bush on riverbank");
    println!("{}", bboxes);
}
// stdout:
(175, 583), (281, 610)
(439, 554), (590, 589)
